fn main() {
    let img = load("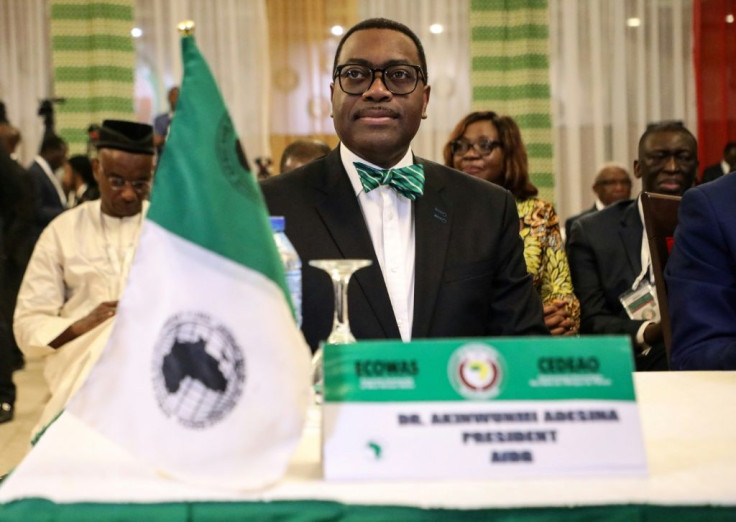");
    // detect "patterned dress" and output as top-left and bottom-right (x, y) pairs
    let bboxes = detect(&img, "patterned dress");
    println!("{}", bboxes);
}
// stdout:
(516, 198), (581, 334)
